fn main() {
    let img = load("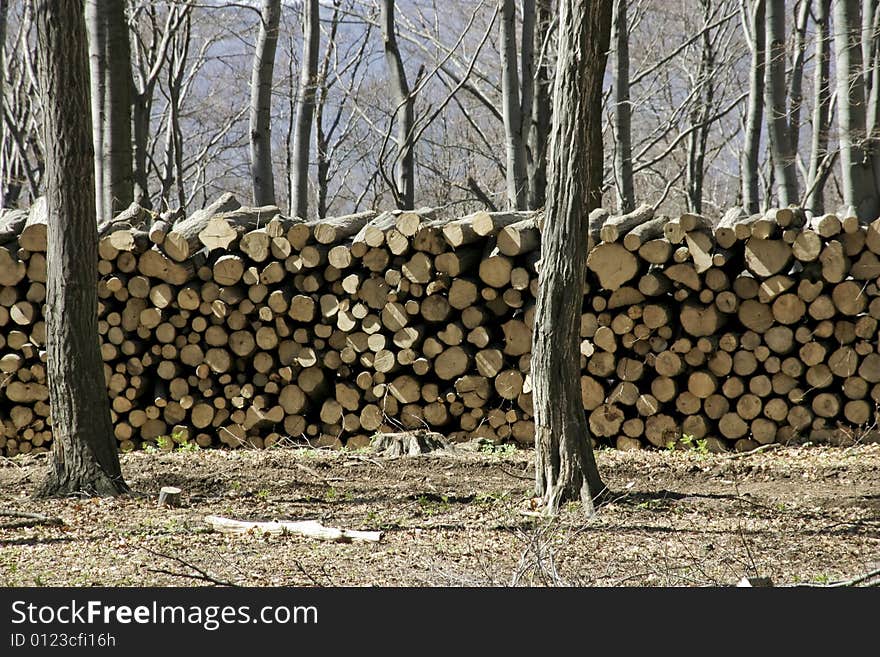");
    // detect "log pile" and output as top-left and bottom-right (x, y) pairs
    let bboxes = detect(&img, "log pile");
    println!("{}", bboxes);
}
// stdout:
(0, 197), (878, 456)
